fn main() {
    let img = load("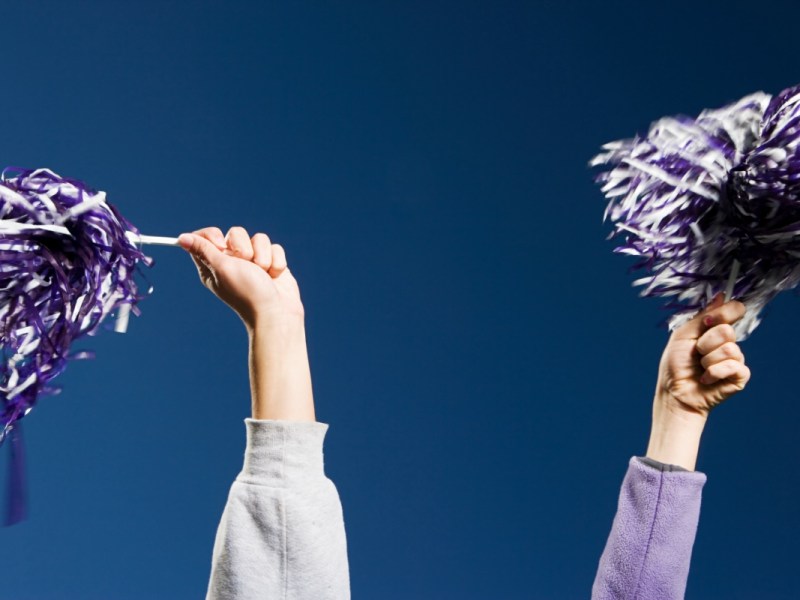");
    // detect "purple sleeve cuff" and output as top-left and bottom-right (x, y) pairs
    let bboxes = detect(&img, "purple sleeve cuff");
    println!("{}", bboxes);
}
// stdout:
(236, 419), (329, 487)
(592, 457), (706, 600)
